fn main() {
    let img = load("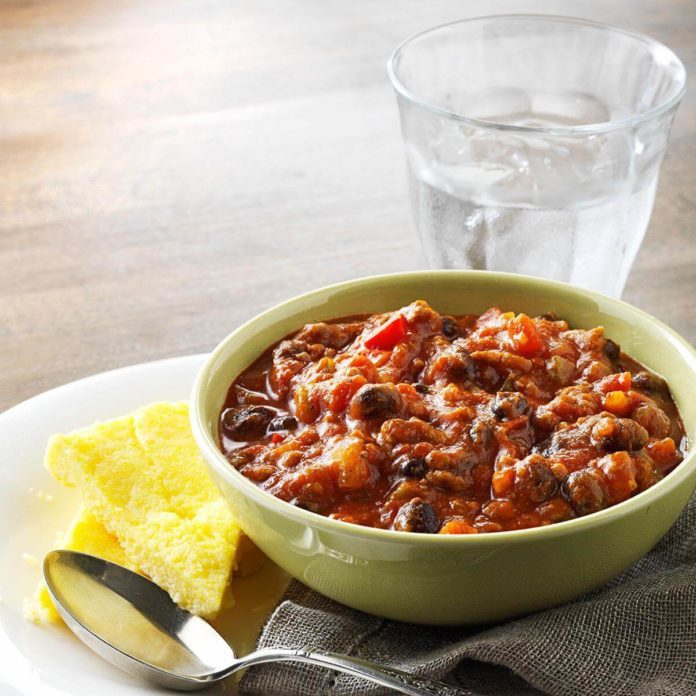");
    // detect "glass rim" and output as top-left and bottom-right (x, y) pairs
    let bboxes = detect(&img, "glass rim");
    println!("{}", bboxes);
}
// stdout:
(387, 14), (687, 135)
